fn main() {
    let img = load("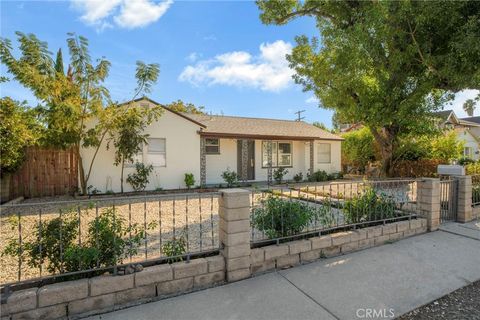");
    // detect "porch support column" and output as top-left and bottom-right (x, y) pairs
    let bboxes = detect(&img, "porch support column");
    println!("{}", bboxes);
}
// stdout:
(309, 140), (314, 176)
(200, 137), (206, 187)
(241, 139), (248, 182)
(267, 140), (273, 186)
